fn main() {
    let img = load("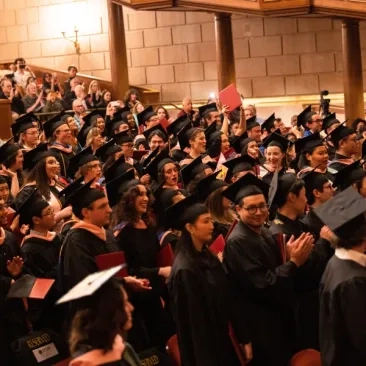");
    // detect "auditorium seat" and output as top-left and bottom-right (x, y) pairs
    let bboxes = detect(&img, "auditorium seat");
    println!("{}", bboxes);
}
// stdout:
(166, 334), (181, 366)
(290, 349), (321, 366)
